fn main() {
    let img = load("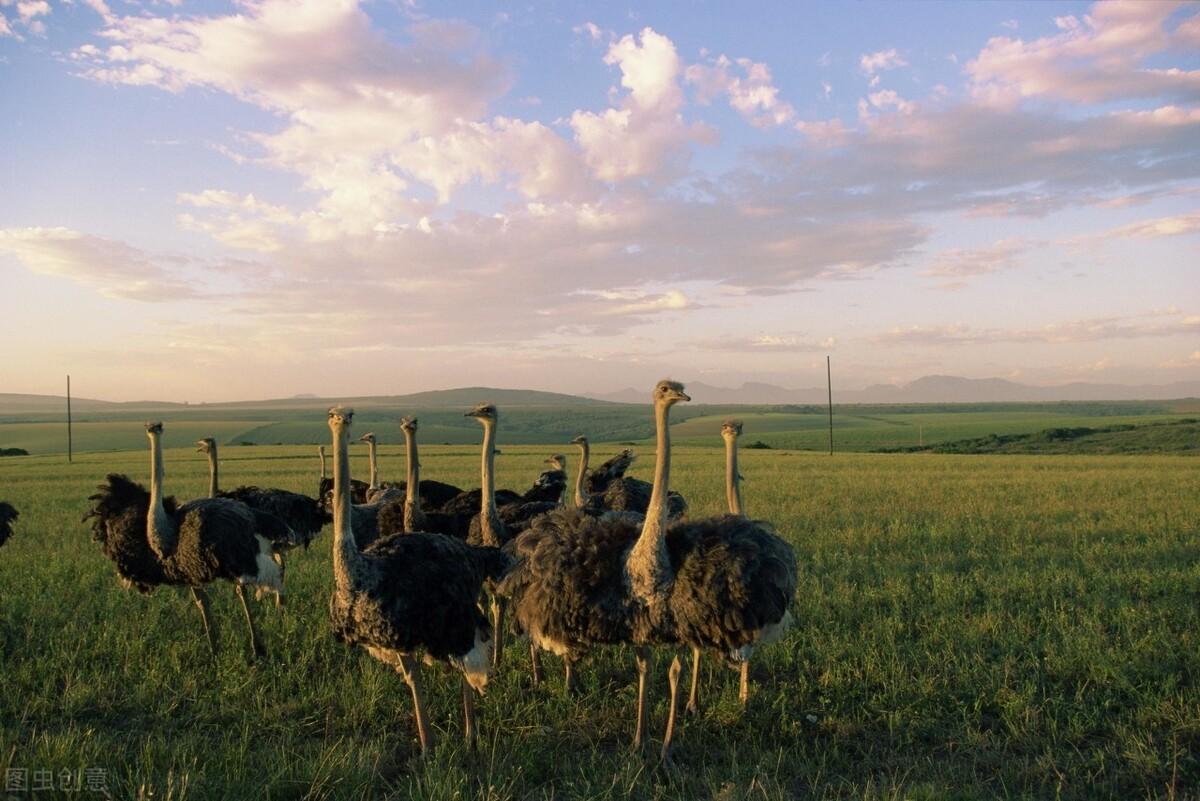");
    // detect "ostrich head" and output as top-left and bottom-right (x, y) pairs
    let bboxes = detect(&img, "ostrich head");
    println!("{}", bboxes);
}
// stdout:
(399, 416), (418, 434)
(145, 421), (163, 437)
(545, 454), (566, 470)
(653, 379), (690, 406)
(328, 406), (354, 432)
(464, 403), (497, 422)
(721, 419), (743, 439)
(570, 435), (588, 447)
(196, 437), (216, 454)
(358, 431), (376, 444)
